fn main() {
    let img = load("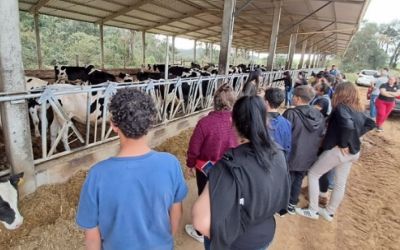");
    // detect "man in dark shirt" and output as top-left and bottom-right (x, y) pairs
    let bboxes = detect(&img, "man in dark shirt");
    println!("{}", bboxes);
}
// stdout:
(311, 82), (332, 117)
